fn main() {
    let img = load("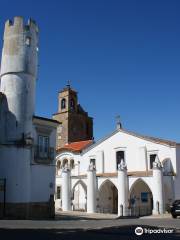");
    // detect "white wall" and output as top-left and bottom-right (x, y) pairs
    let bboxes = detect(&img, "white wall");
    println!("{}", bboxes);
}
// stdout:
(0, 146), (31, 203)
(30, 164), (55, 202)
(81, 131), (177, 175)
